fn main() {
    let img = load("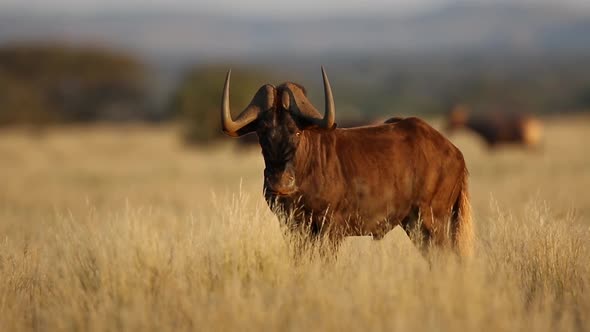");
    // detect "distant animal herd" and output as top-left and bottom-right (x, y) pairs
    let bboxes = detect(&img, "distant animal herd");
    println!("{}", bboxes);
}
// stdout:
(446, 104), (543, 150)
